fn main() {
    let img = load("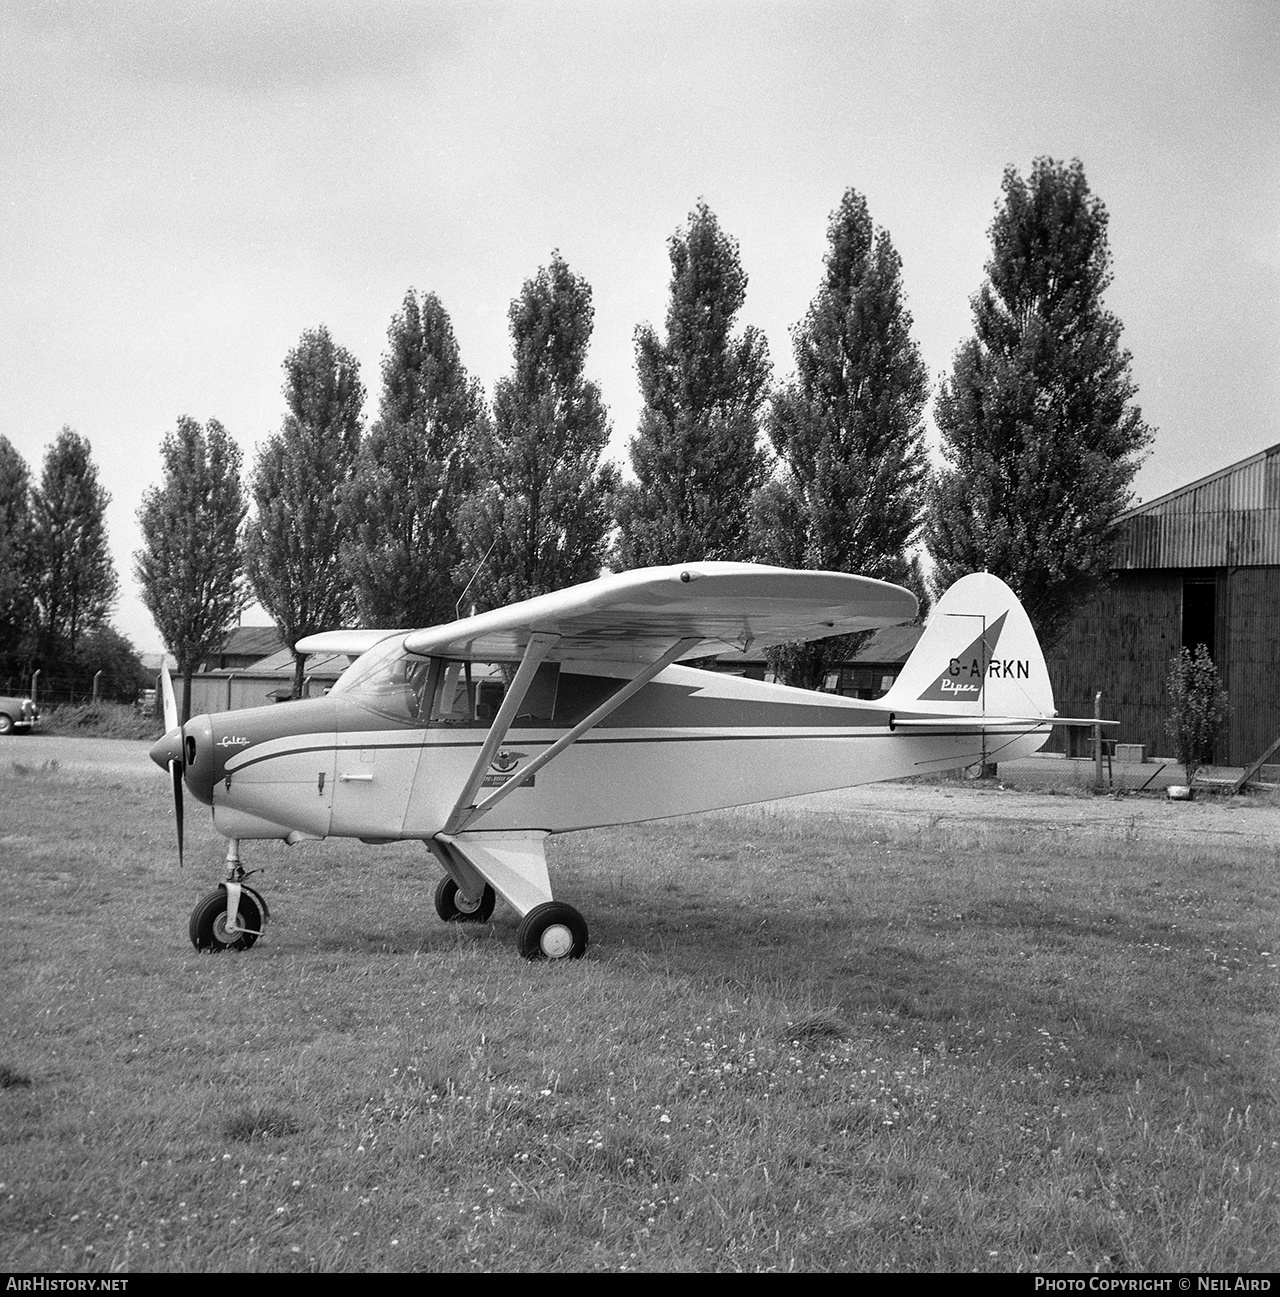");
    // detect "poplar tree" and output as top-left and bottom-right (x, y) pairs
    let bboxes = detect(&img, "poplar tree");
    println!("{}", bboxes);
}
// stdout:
(135, 416), (249, 722)
(456, 253), (617, 611)
(245, 326), (364, 697)
(29, 428), (118, 662)
(0, 437), (34, 676)
(614, 203), (771, 567)
(755, 189), (929, 687)
(342, 291), (484, 627)
(927, 157), (1152, 646)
